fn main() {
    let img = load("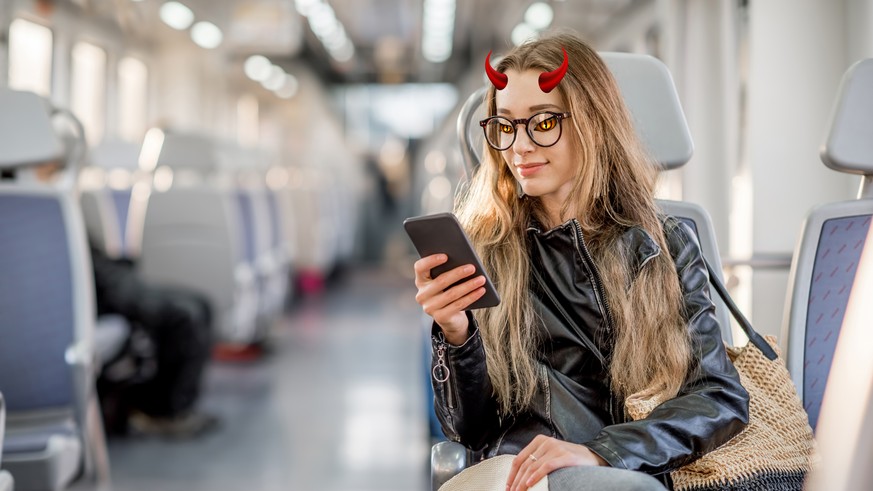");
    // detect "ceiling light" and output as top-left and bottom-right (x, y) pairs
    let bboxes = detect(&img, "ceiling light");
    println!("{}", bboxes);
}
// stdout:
(297, 1), (355, 63)
(244, 55), (272, 81)
(331, 41), (354, 62)
(511, 23), (537, 46)
(275, 75), (299, 99)
(159, 2), (194, 30)
(422, 0), (456, 63)
(191, 21), (222, 49)
(294, 0), (321, 17)
(524, 2), (554, 30)
(262, 66), (287, 91)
